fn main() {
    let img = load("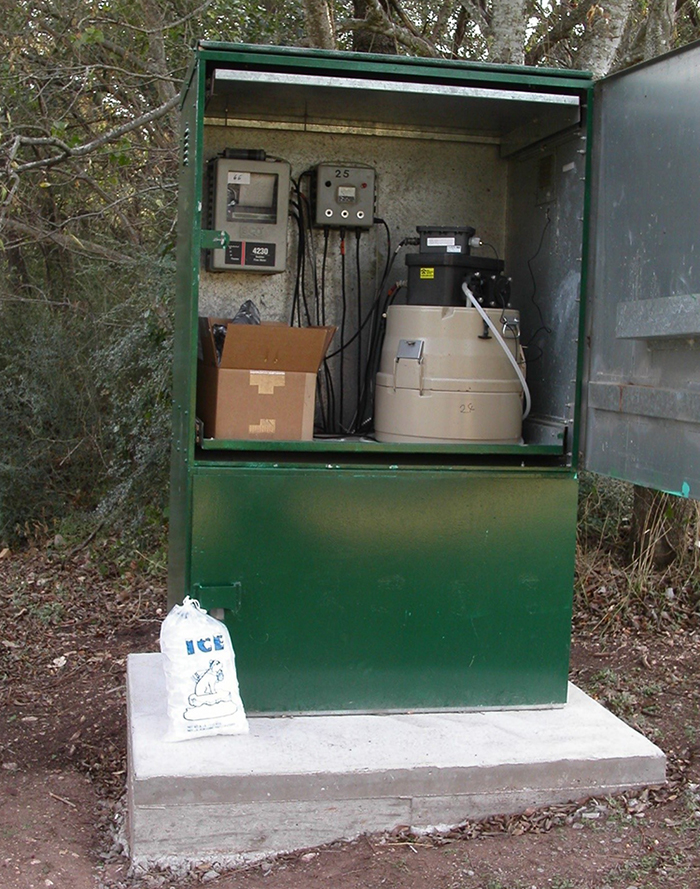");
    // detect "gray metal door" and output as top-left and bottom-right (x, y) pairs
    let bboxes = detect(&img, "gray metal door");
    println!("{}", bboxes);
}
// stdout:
(583, 42), (700, 498)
